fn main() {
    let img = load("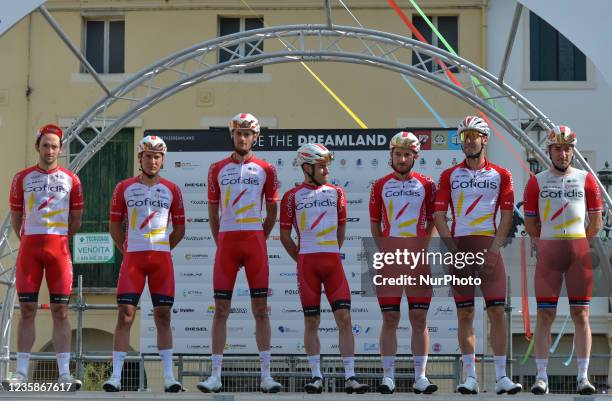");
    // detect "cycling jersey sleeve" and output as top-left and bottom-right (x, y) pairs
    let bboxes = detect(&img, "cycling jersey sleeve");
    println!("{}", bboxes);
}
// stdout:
(369, 179), (383, 223)
(498, 168), (514, 211)
(9, 172), (24, 212)
(110, 181), (127, 222)
(69, 173), (85, 211)
(523, 175), (540, 218)
(207, 162), (221, 204)
(337, 187), (347, 225)
(279, 190), (294, 230)
(170, 183), (186, 225)
(434, 169), (452, 212)
(585, 172), (603, 213)
(263, 163), (279, 203)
